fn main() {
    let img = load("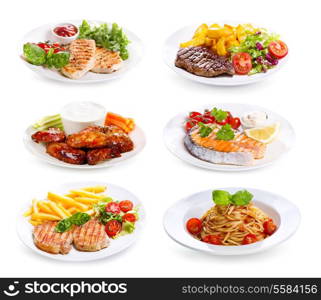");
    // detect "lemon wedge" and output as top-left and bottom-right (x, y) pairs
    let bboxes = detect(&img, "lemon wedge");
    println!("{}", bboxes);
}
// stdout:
(245, 123), (280, 143)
